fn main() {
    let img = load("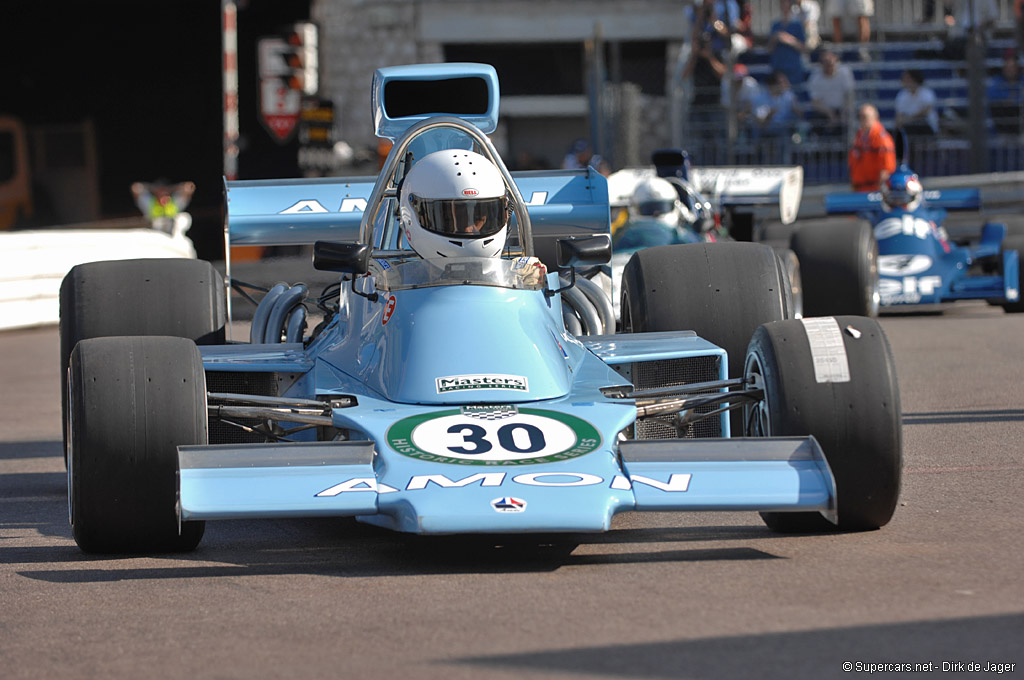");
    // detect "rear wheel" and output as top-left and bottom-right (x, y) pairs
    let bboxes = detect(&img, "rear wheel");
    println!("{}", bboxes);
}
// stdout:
(791, 219), (879, 317)
(68, 336), (207, 553)
(59, 258), (225, 460)
(745, 316), (902, 532)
